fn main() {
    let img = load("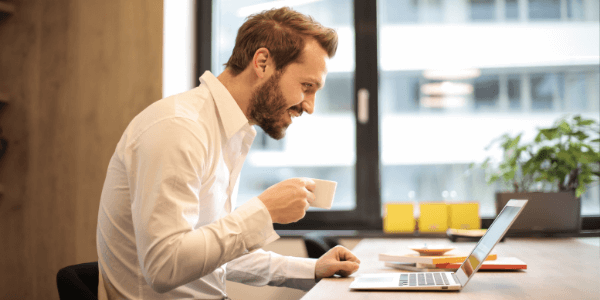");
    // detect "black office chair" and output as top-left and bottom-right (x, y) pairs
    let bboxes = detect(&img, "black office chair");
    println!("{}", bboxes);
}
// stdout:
(56, 261), (99, 300)
(303, 232), (339, 259)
